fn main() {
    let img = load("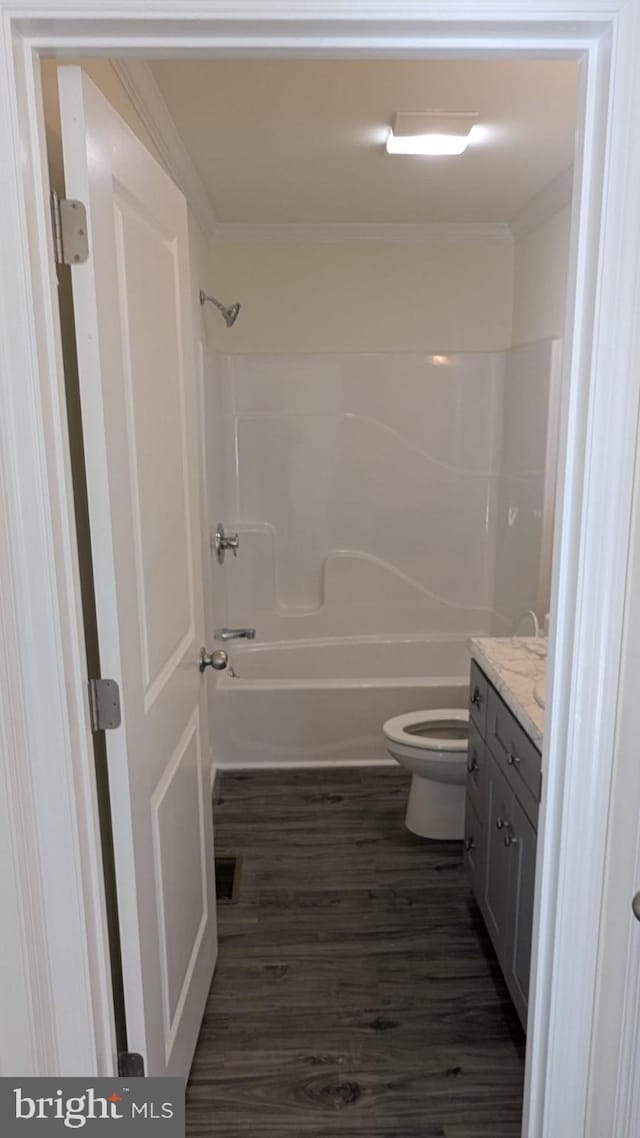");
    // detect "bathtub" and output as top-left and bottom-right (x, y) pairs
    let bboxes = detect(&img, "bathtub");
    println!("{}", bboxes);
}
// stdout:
(214, 635), (471, 768)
